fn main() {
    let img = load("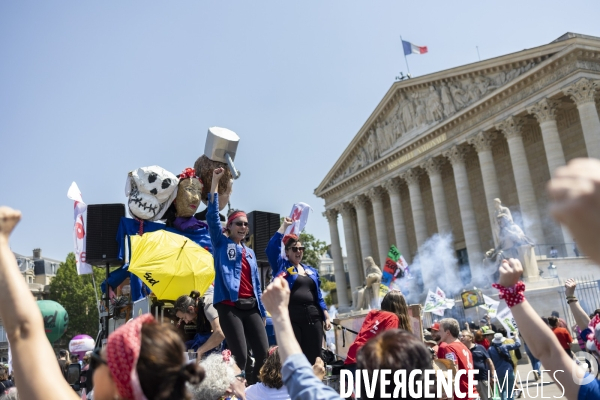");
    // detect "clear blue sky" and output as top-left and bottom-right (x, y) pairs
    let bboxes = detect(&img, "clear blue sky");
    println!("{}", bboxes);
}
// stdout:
(1, 1), (598, 261)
